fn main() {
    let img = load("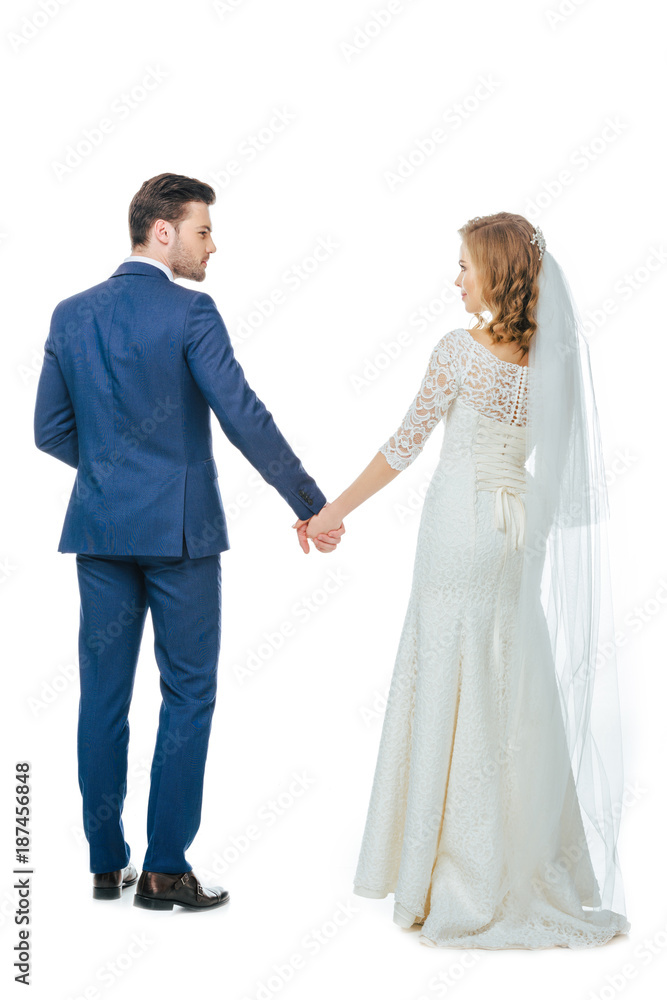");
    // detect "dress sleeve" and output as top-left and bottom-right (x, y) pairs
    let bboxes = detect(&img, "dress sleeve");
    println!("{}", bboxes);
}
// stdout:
(379, 333), (459, 472)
